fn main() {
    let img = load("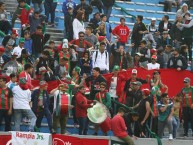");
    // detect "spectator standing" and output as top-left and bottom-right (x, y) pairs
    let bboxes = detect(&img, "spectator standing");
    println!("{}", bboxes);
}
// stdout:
(0, 2), (12, 35)
(111, 107), (135, 145)
(181, 77), (193, 137)
(92, 42), (109, 74)
(24, 31), (32, 55)
(31, 81), (54, 133)
(131, 15), (148, 56)
(101, 0), (115, 22)
(0, 47), (10, 69)
(139, 40), (151, 68)
(172, 93), (182, 139)
(50, 84), (72, 134)
(29, 11), (46, 34)
(112, 17), (130, 48)
(72, 11), (85, 40)
(0, 77), (13, 131)
(85, 67), (106, 100)
(32, 0), (44, 13)
(89, 0), (103, 13)
(65, 6), (75, 41)
(17, 49), (33, 65)
(12, 77), (37, 131)
(62, 0), (76, 15)
(80, 51), (92, 75)
(158, 15), (173, 34)
(75, 86), (95, 135)
(163, 45), (173, 68)
(6, 73), (17, 90)
(167, 48), (187, 70)
(31, 26), (50, 58)
(157, 93), (174, 139)
(110, 45), (128, 70)
(74, 0), (93, 22)
(164, 0), (175, 12)
(44, 0), (58, 26)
